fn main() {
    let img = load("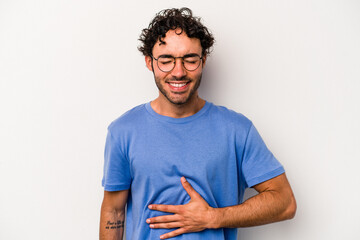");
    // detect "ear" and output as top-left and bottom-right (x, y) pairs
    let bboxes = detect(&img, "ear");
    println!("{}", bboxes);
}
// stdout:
(201, 55), (207, 68)
(145, 55), (153, 72)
